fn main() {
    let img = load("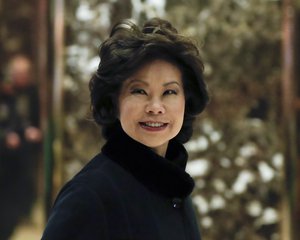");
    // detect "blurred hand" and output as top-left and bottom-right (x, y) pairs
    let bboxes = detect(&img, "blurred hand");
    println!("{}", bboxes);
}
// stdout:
(25, 126), (42, 143)
(6, 132), (21, 149)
